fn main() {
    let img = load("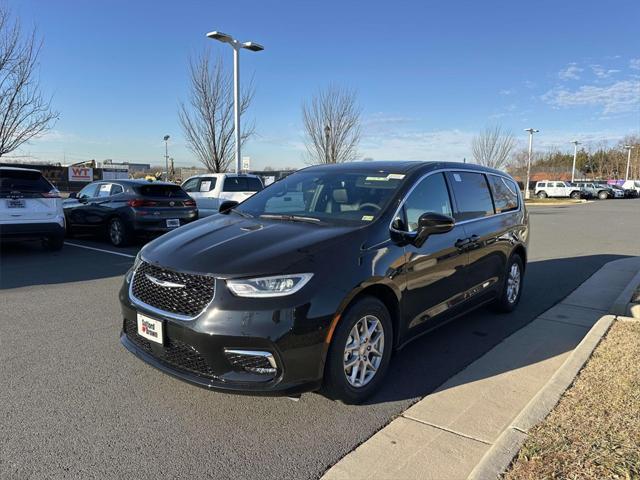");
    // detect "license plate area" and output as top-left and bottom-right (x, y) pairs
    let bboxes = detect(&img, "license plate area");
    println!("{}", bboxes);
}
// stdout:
(166, 219), (180, 228)
(7, 199), (25, 208)
(137, 313), (164, 344)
